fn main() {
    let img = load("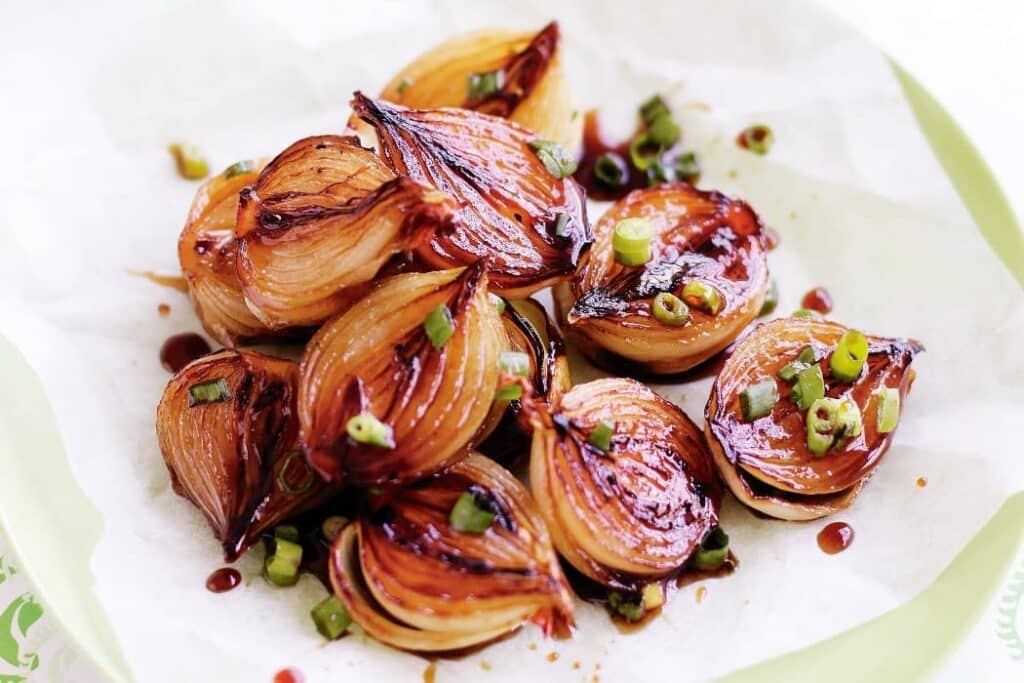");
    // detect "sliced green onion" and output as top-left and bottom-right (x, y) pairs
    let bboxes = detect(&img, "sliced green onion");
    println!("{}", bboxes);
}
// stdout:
(607, 590), (645, 622)
(792, 308), (820, 319)
(740, 124), (774, 155)
(423, 303), (455, 348)
(594, 153), (626, 188)
(311, 595), (352, 640)
(188, 378), (231, 406)
(829, 330), (868, 382)
(449, 490), (496, 533)
(641, 583), (665, 610)
(639, 94), (671, 124)
(739, 379), (778, 421)
(806, 397), (863, 456)
(274, 524), (300, 544)
(645, 160), (673, 186)
(682, 280), (722, 315)
(321, 516), (349, 542)
(789, 363), (825, 411)
(276, 450), (315, 495)
(646, 114), (681, 148)
(495, 351), (531, 401)
(612, 218), (653, 267)
(757, 278), (778, 317)
(168, 143), (209, 180)
(629, 132), (661, 171)
(264, 537), (303, 587)
(875, 387), (900, 433)
(694, 526), (729, 570)
(674, 151), (700, 182)
(652, 292), (690, 326)
(489, 292), (506, 315)
(528, 139), (578, 179)
(345, 413), (394, 449)
(778, 345), (816, 382)
(553, 212), (570, 237)
(467, 69), (504, 101)
(396, 77), (411, 95)
(223, 159), (256, 179)
(588, 420), (615, 452)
